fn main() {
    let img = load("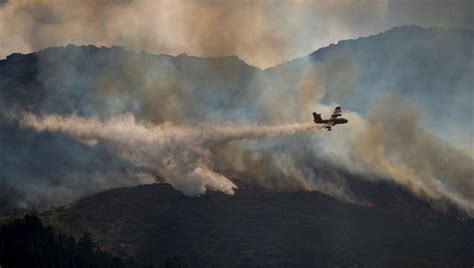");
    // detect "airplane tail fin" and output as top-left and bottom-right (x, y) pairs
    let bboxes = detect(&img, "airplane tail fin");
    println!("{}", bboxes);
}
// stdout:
(313, 112), (323, 123)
